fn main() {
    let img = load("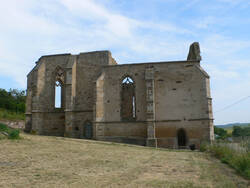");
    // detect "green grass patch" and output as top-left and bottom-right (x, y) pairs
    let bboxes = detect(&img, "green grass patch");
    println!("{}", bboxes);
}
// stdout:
(0, 108), (25, 121)
(202, 142), (250, 179)
(0, 123), (20, 139)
